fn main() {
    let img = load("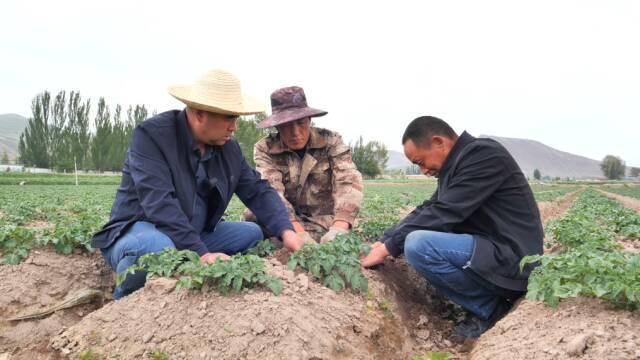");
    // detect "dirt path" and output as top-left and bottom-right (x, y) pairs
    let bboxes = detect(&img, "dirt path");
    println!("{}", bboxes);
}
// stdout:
(0, 249), (113, 360)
